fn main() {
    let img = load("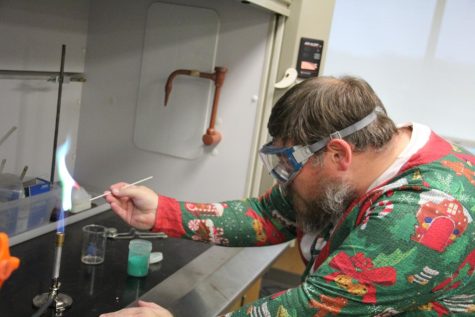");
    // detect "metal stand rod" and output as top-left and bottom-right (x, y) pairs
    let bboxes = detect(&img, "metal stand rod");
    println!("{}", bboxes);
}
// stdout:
(50, 45), (66, 184)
